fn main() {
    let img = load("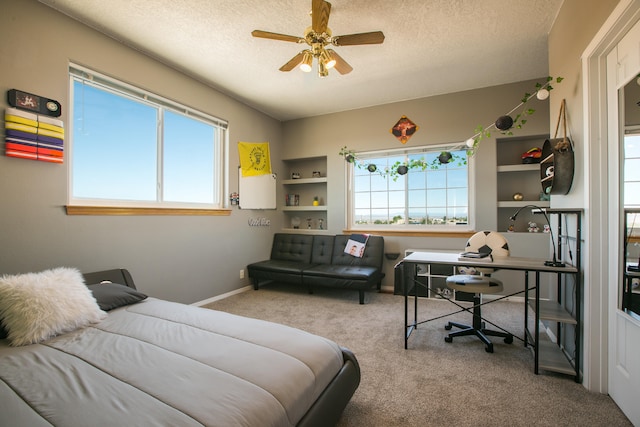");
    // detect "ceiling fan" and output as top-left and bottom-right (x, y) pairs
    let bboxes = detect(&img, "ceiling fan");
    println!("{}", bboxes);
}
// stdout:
(251, 0), (385, 77)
